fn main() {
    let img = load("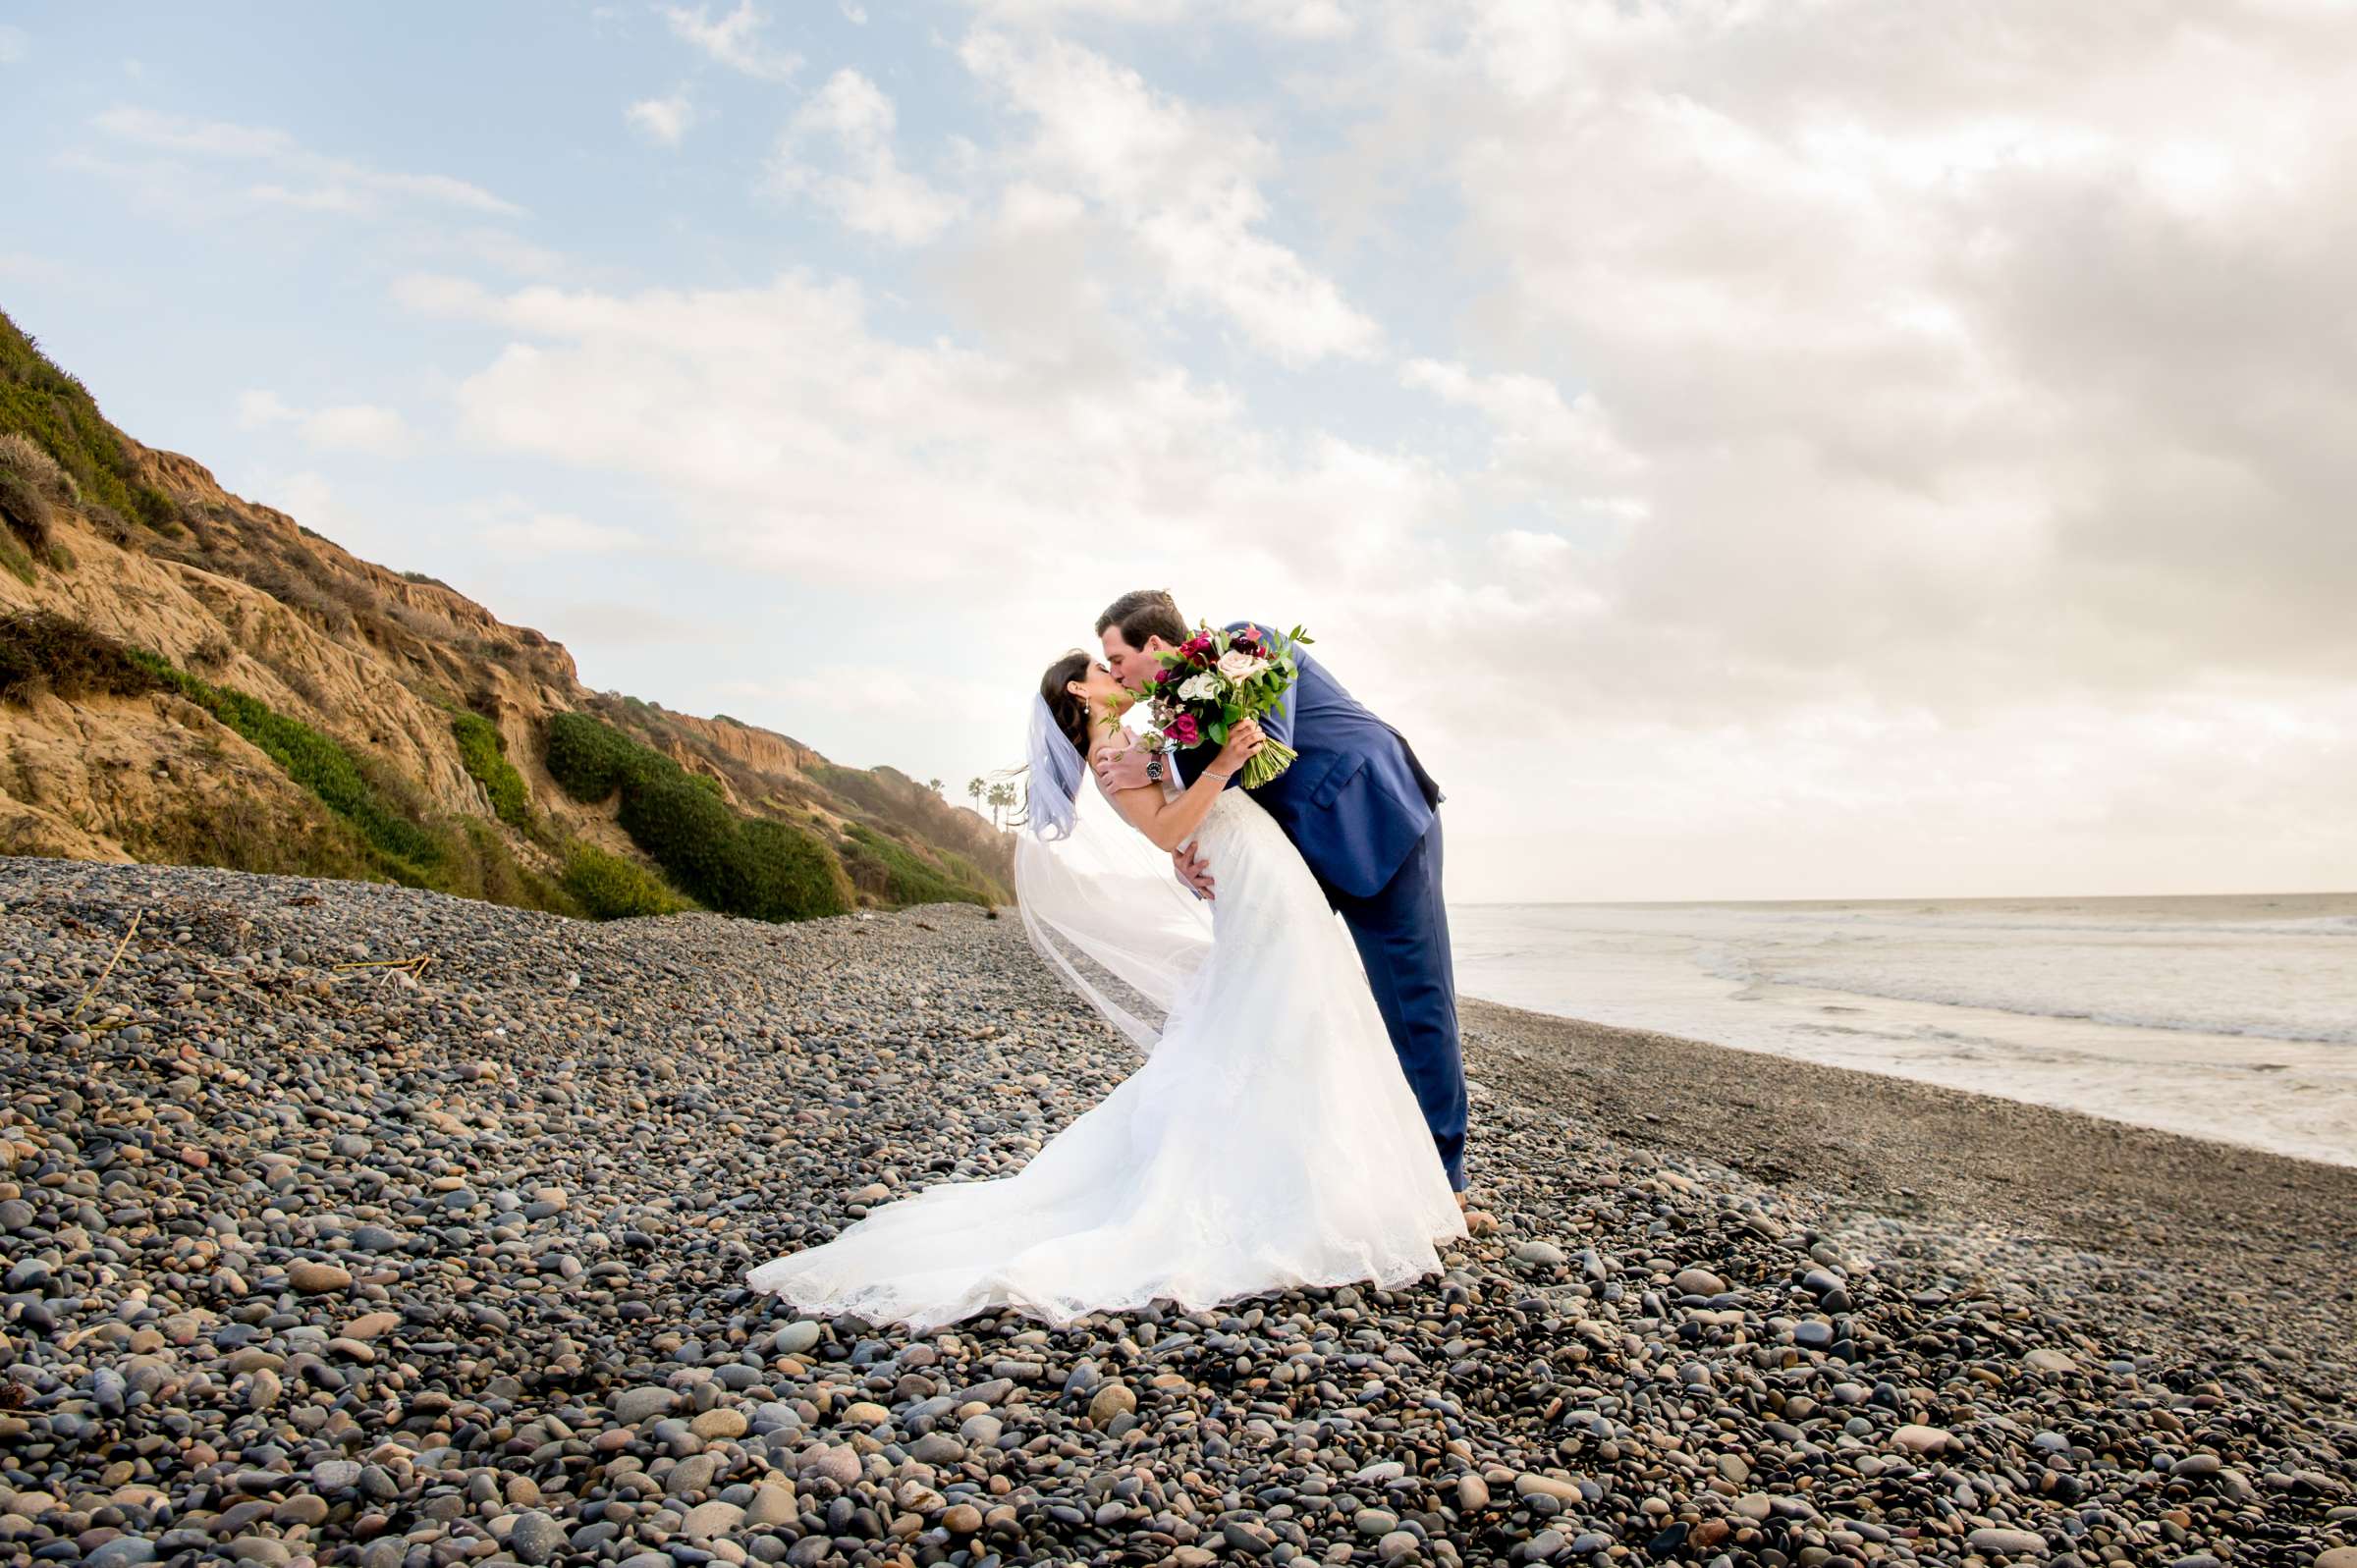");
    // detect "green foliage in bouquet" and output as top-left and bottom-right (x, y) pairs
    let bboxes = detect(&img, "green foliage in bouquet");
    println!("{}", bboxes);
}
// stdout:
(1141, 622), (1313, 787)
